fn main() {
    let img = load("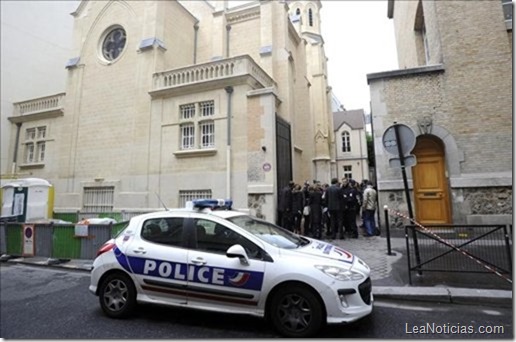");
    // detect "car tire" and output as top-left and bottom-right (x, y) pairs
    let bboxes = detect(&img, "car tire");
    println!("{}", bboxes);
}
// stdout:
(268, 285), (324, 338)
(99, 272), (136, 318)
